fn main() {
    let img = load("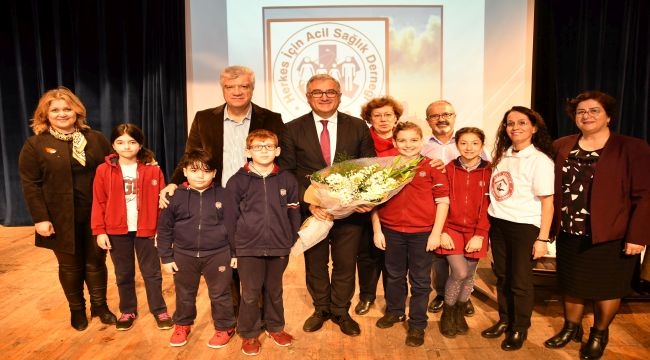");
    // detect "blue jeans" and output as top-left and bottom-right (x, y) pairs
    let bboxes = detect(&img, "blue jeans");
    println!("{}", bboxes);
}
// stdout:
(383, 227), (433, 330)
